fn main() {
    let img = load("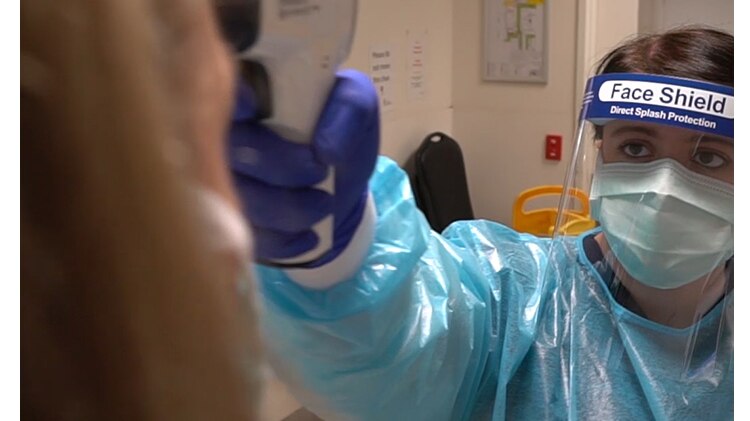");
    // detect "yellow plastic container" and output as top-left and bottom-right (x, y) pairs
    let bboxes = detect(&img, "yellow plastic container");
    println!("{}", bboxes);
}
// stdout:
(512, 185), (597, 237)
